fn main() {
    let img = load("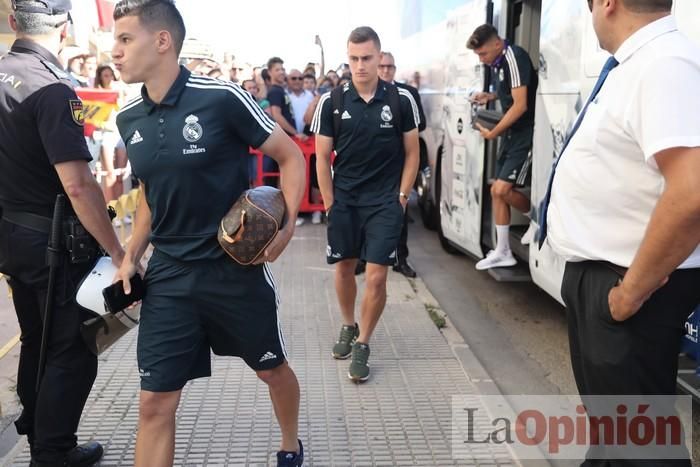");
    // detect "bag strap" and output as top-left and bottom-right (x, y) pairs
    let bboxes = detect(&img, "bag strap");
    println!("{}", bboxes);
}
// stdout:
(331, 86), (344, 149)
(386, 83), (402, 140)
